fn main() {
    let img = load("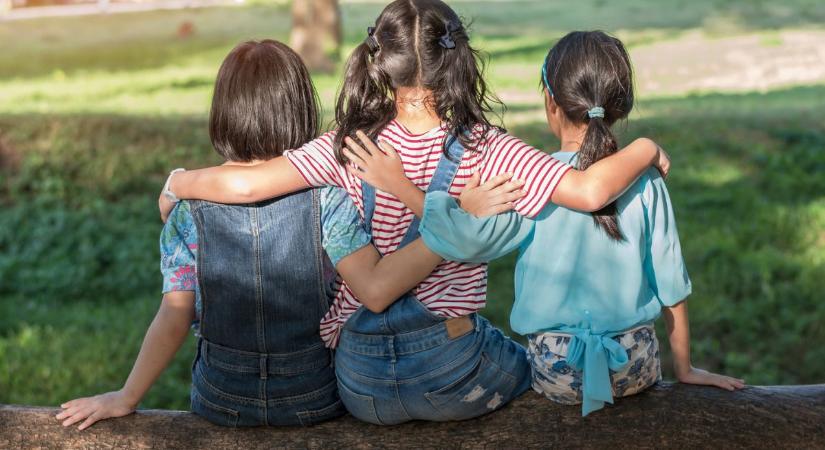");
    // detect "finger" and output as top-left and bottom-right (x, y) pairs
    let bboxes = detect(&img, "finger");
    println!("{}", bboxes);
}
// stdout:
(56, 404), (83, 420)
(493, 190), (527, 204)
(378, 140), (400, 159)
(489, 179), (526, 195)
(480, 173), (513, 191)
(343, 146), (367, 167)
(344, 136), (371, 161)
(486, 202), (516, 216)
(346, 164), (365, 180)
(355, 130), (381, 155)
(465, 172), (480, 190)
(62, 408), (92, 427)
(78, 412), (103, 431)
(61, 399), (81, 409)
